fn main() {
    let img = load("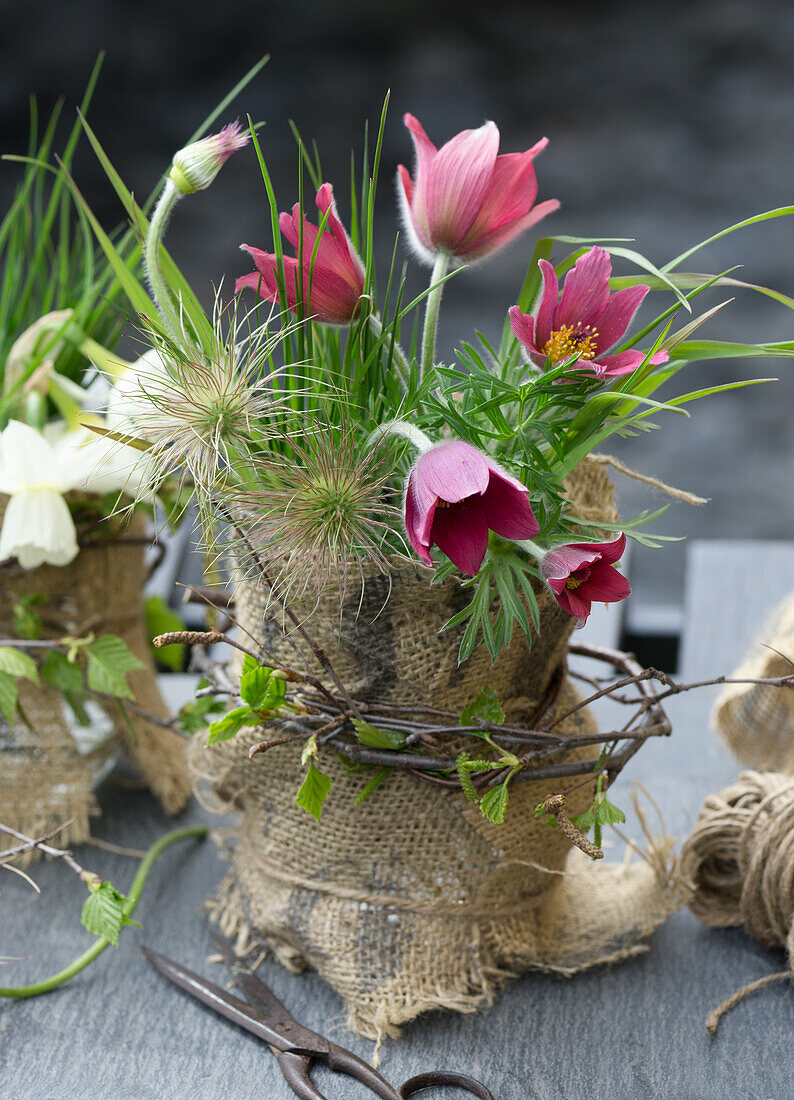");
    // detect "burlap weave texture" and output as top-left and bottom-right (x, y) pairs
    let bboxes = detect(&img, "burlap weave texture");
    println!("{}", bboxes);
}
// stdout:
(0, 521), (190, 864)
(190, 462), (684, 1040)
(713, 591), (794, 774)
